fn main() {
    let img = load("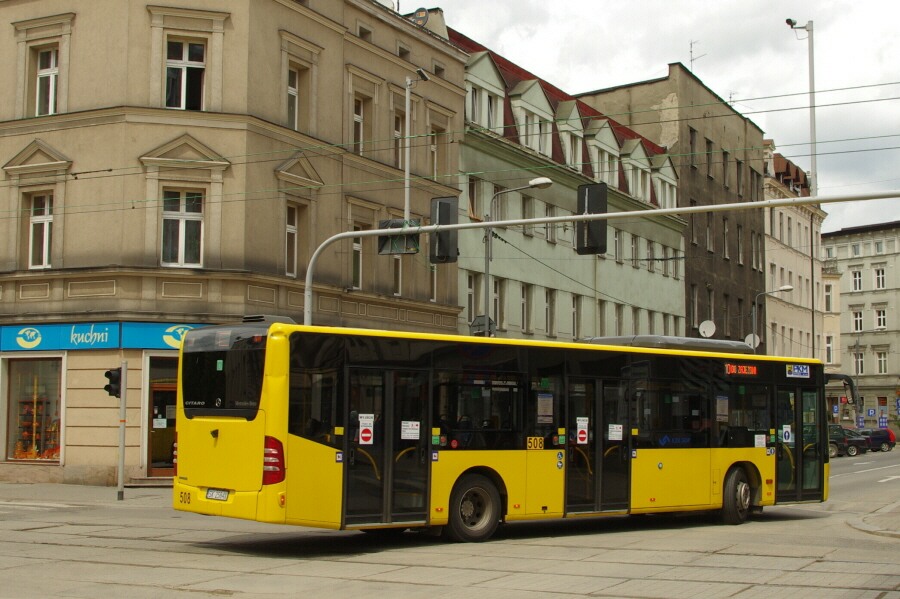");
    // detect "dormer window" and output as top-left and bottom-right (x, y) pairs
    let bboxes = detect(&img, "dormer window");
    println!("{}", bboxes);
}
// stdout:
(466, 83), (502, 134)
